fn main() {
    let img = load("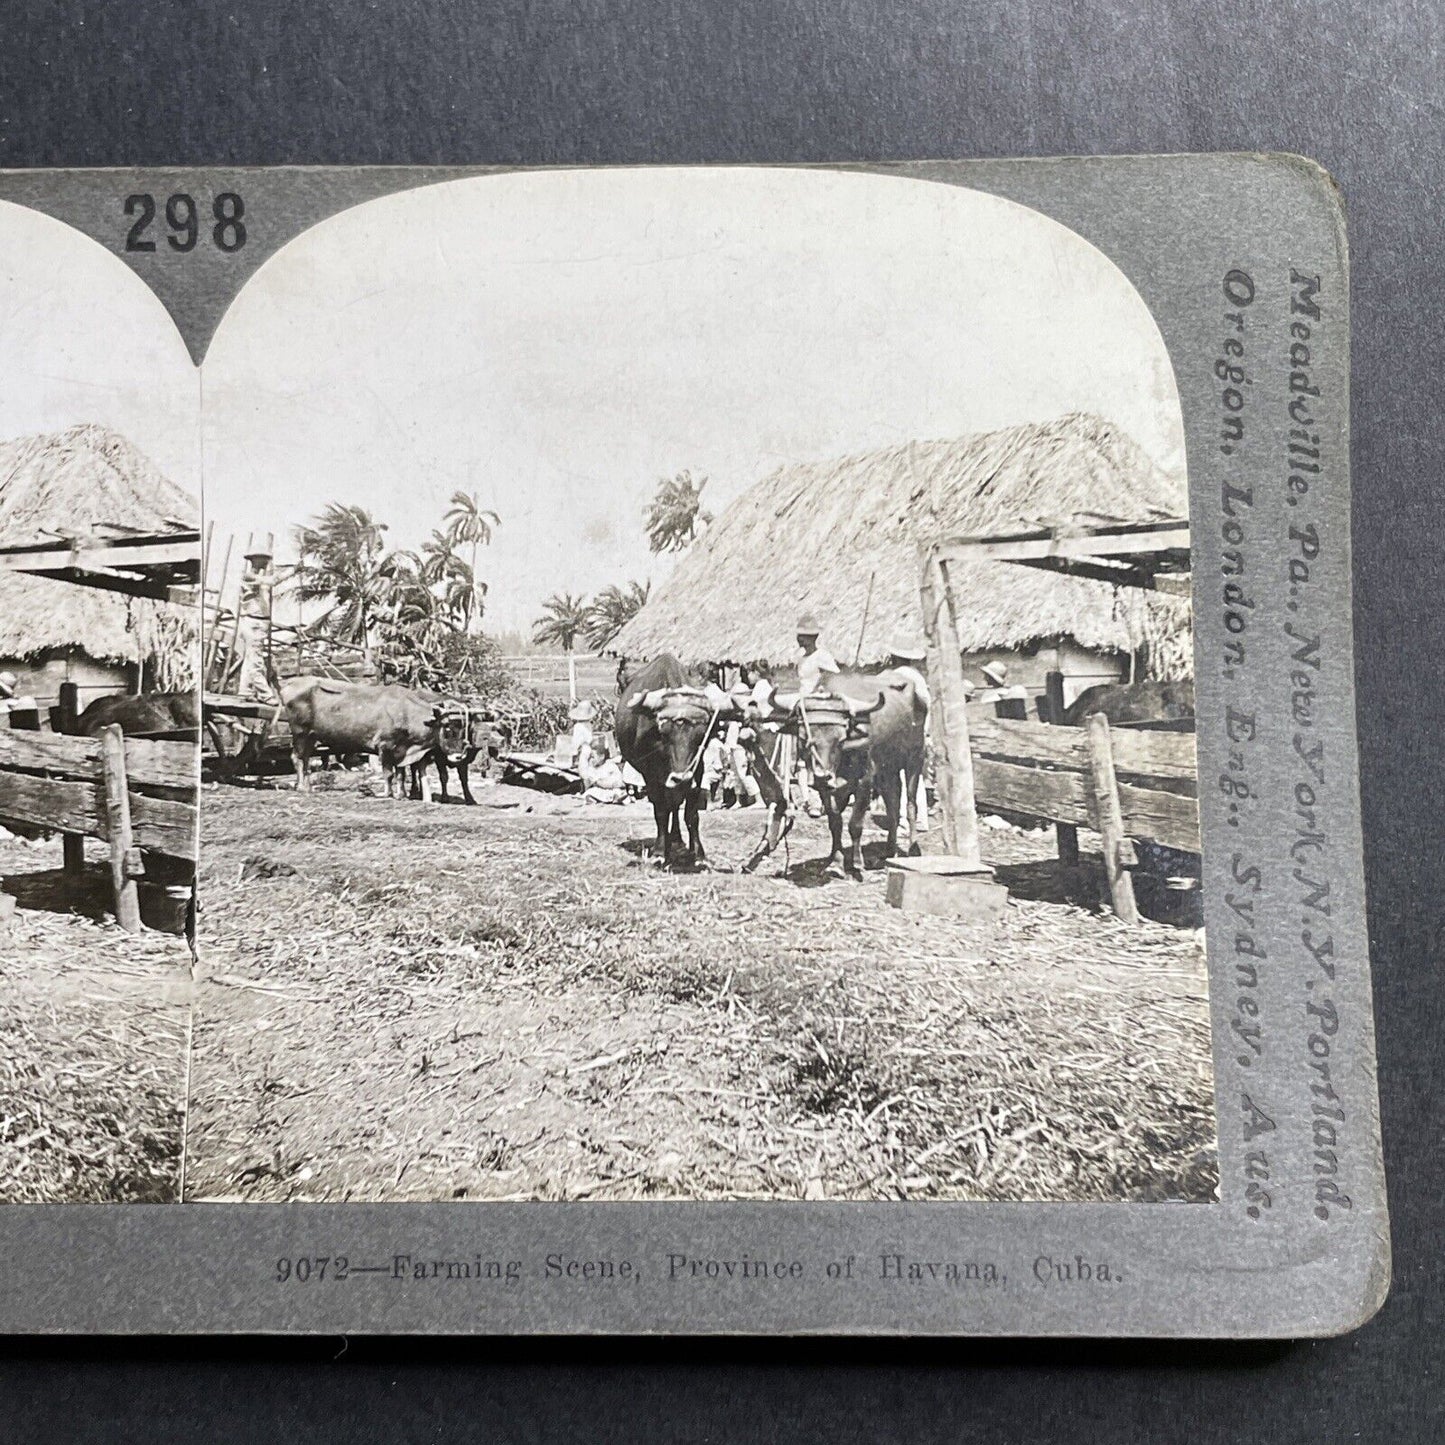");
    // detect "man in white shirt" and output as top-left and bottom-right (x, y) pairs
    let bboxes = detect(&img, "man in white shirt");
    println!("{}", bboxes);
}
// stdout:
(885, 639), (932, 707)
(795, 613), (841, 697)
(976, 660), (1030, 719)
